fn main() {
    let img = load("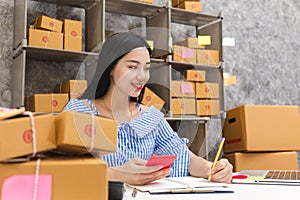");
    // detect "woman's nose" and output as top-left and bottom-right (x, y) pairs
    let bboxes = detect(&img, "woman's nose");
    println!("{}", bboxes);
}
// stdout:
(136, 68), (149, 81)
